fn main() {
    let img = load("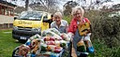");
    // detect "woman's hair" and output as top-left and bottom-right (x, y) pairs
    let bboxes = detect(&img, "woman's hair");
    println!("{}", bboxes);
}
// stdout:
(71, 6), (84, 19)
(54, 12), (62, 18)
